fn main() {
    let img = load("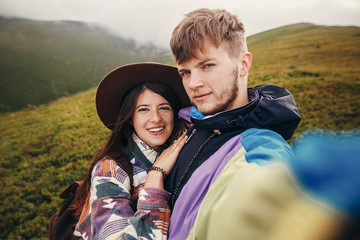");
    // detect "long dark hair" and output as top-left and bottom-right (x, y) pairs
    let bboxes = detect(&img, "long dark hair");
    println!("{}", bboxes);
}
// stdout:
(72, 81), (186, 217)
